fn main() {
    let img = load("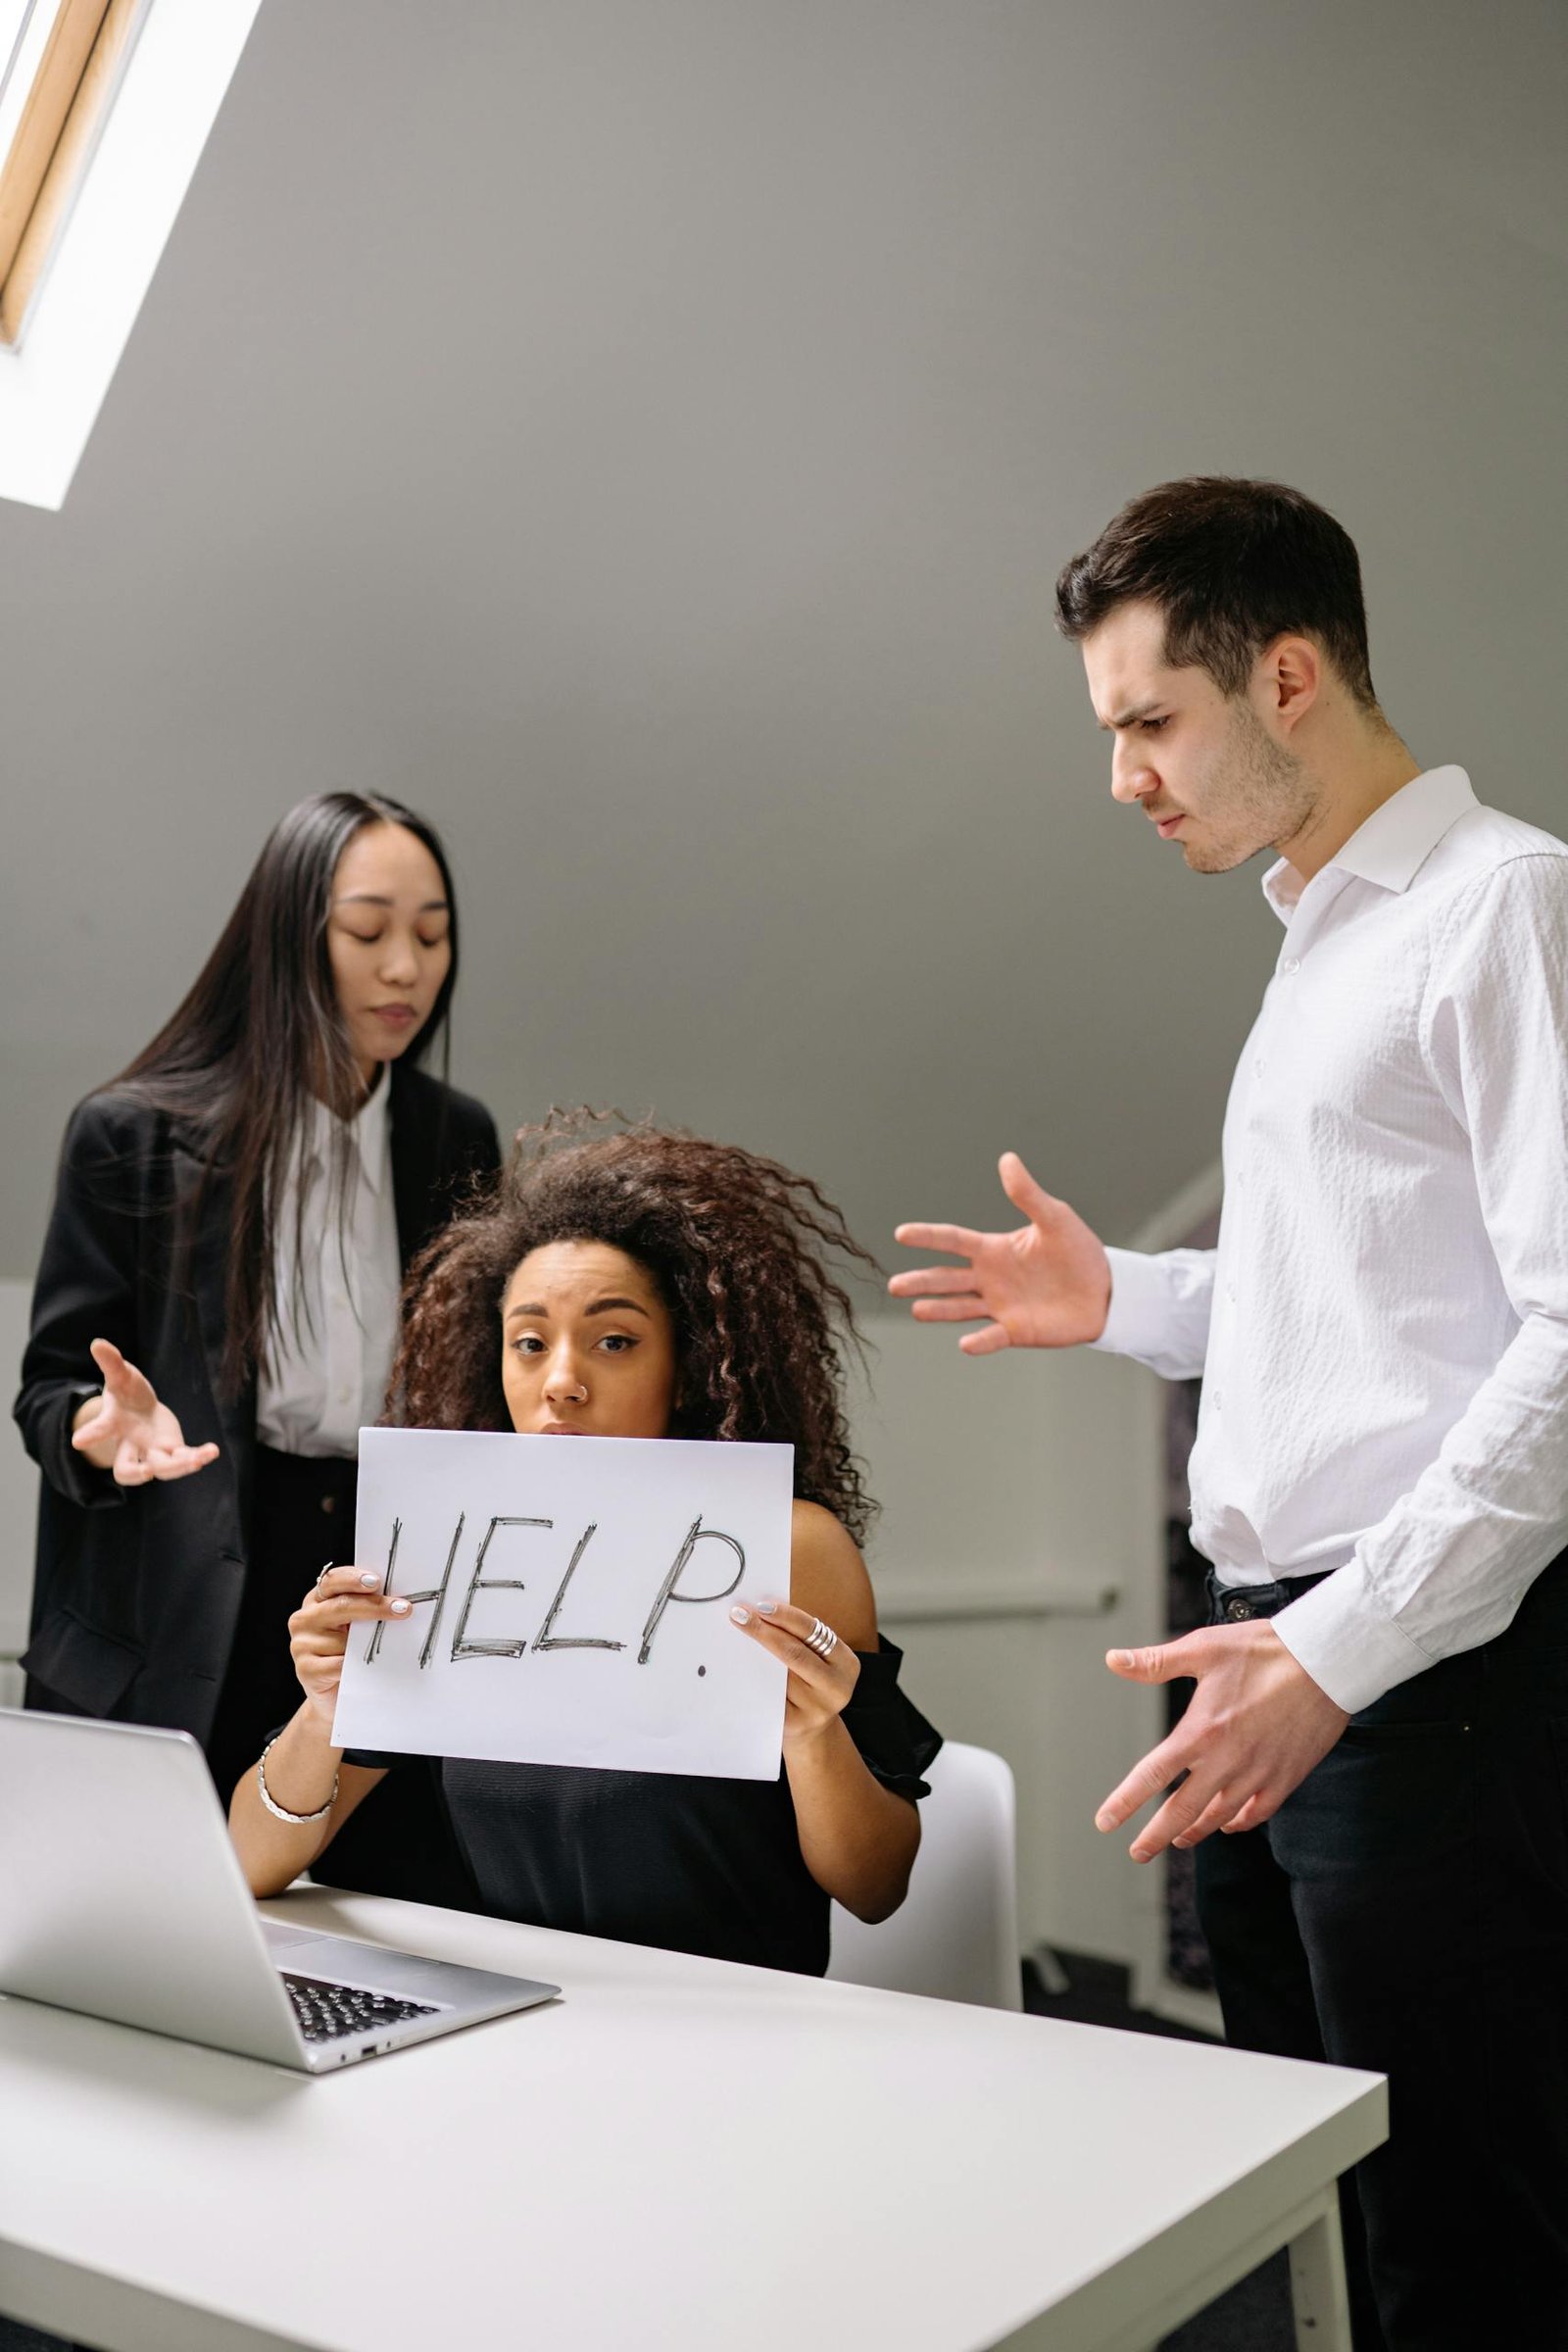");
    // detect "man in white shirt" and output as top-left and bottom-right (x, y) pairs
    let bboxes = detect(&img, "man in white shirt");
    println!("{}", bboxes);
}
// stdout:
(892, 478), (1568, 2351)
